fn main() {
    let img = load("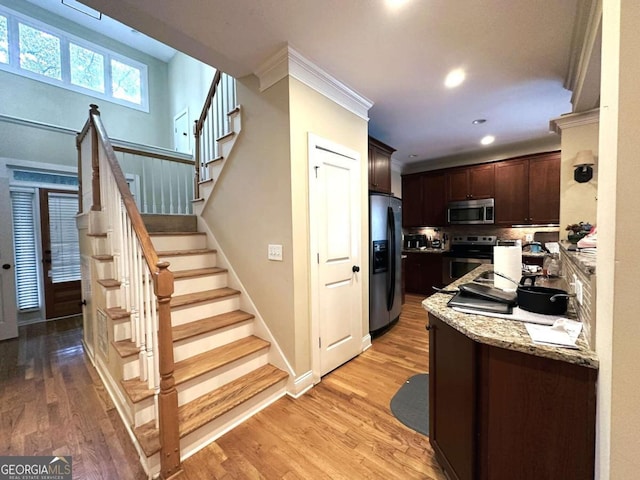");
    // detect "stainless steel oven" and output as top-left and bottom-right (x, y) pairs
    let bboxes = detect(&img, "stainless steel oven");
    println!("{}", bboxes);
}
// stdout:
(442, 235), (497, 285)
(442, 256), (492, 285)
